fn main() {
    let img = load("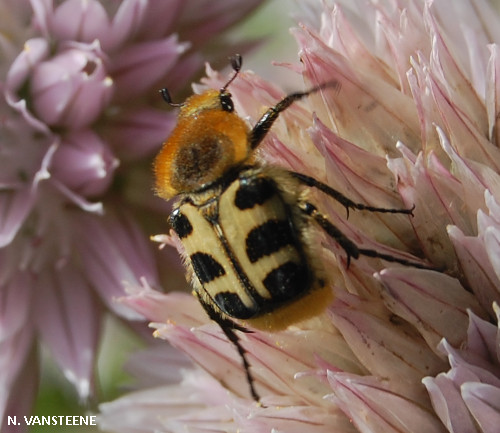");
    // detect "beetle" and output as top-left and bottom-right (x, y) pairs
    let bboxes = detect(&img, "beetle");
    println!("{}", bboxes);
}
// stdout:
(153, 55), (428, 401)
